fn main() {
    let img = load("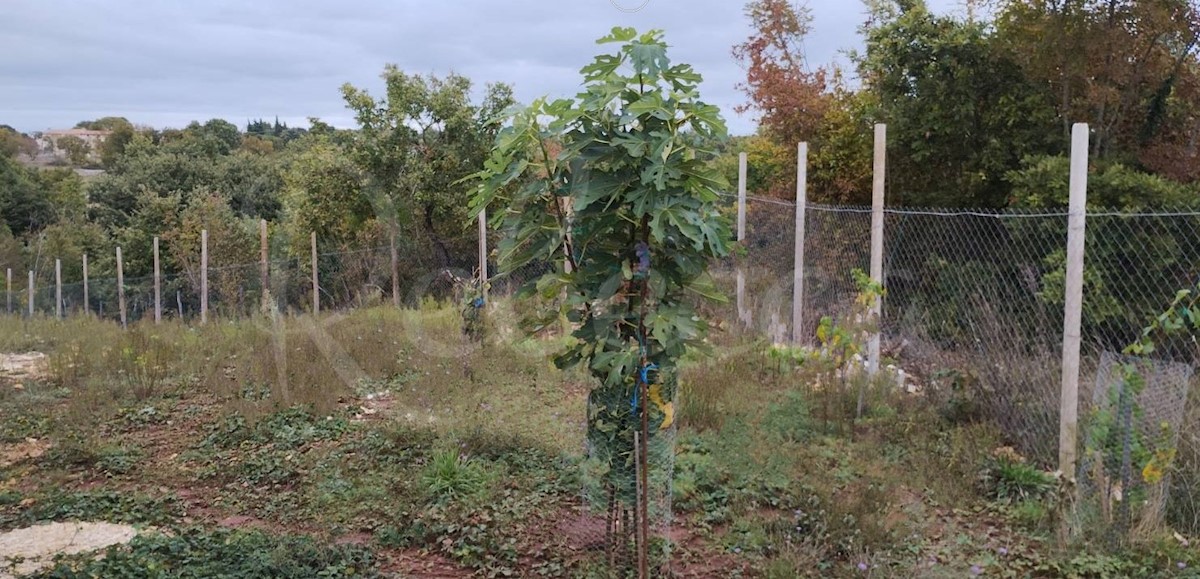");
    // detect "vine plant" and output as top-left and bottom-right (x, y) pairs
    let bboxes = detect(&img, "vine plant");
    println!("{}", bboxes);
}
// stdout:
(469, 28), (730, 572)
